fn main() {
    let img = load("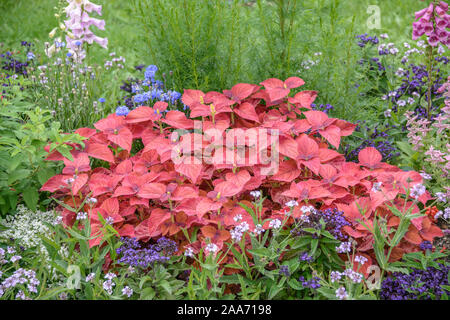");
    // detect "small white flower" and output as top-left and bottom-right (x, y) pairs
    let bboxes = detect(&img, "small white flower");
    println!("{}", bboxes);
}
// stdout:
(410, 183), (426, 199)
(250, 190), (261, 199)
(397, 100), (406, 107)
(86, 197), (97, 204)
(336, 241), (352, 253)
(269, 219), (282, 229)
(330, 271), (341, 283)
(76, 211), (87, 221)
(395, 68), (405, 77)
(105, 216), (114, 225)
(435, 192), (447, 203)
(354, 255), (368, 265)
(230, 228), (243, 242)
(237, 221), (250, 233)
(10, 255), (22, 263)
(184, 247), (194, 258)
(122, 286), (133, 298)
(105, 272), (117, 280)
(335, 286), (349, 300)
(407, 97), (415, 105)
(253, 224), (264, 235)
(389, 48), (399, 55)
(102, 280), (115, 295)
(285, 200), (298, 208)
(300, 206), (314, 214)
(86, 273), (95, 282)
(380, 33), (389, 39)
(384, 109), (392, 118)
(53, 216), (63, 226)
(371, 182), (382, 193)
(233, 214), (242, 222)
(444, 208), (450, 220)
(205, 243), (219, 254)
